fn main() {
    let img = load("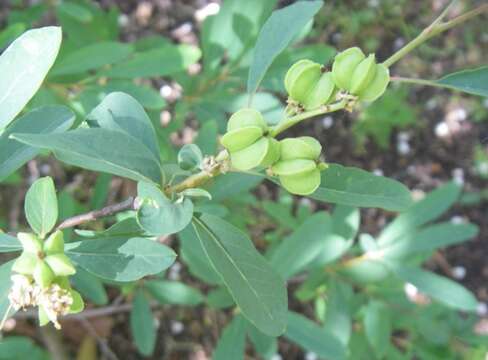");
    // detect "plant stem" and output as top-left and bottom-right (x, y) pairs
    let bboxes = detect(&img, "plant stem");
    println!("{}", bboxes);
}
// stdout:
(269, 99), (347, 137)
(0, 304), (12, 333)
(390, 75), (453, 89)
(383, 2), (487, 68)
